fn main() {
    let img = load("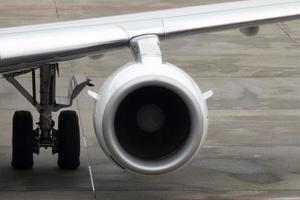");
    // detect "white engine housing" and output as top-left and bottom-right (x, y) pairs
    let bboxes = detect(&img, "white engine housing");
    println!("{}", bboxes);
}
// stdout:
(93, 61), (209, 175)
